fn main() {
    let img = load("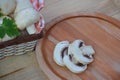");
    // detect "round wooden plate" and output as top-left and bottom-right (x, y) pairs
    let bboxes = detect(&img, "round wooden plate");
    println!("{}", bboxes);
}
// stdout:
(36, 13), (120, 80)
